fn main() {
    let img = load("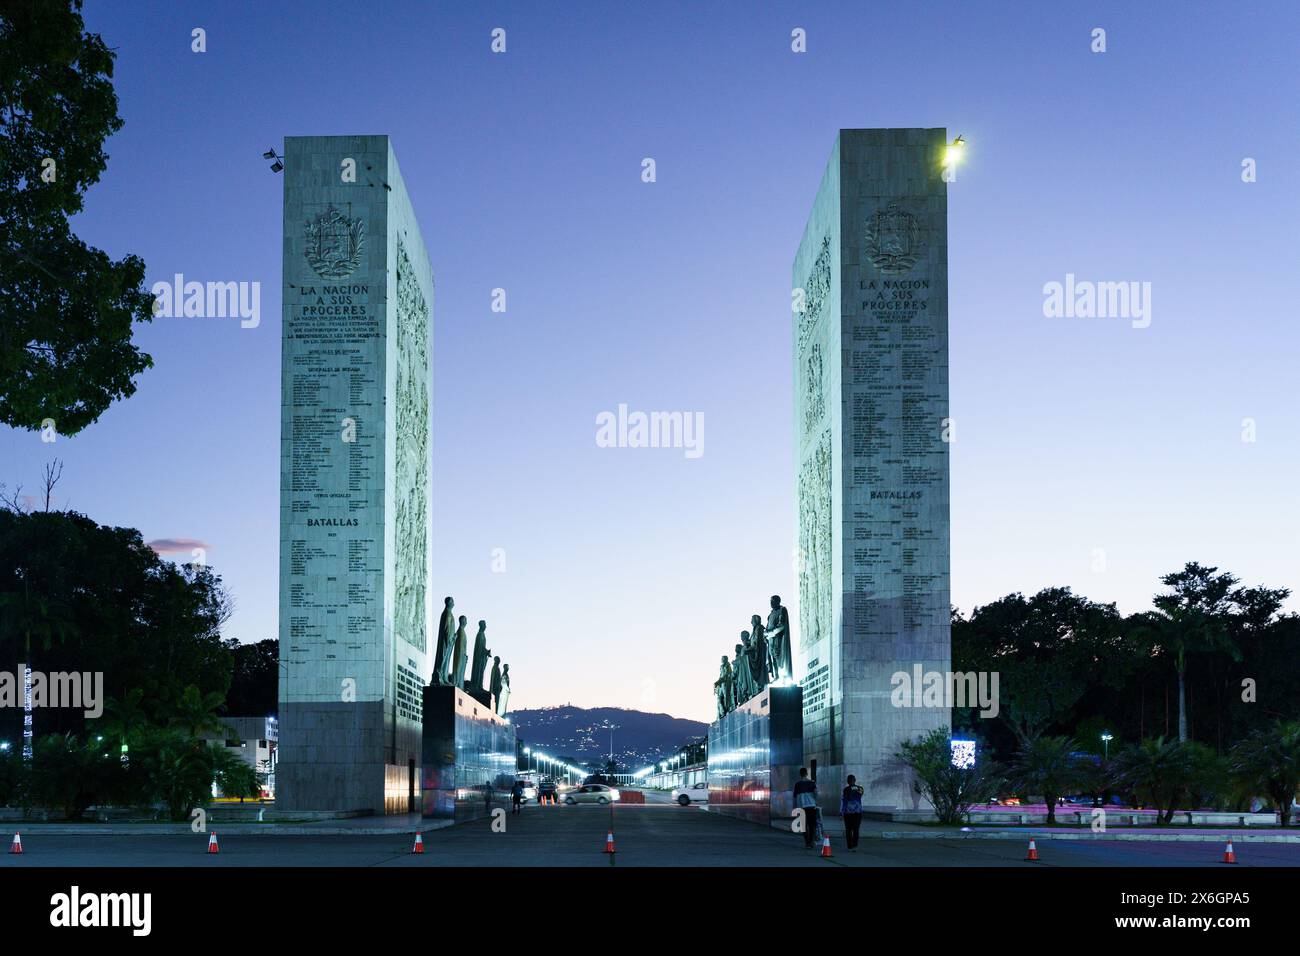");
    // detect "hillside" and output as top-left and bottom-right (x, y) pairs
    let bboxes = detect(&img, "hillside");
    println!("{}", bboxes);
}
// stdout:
(510, 705), (707, 772)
